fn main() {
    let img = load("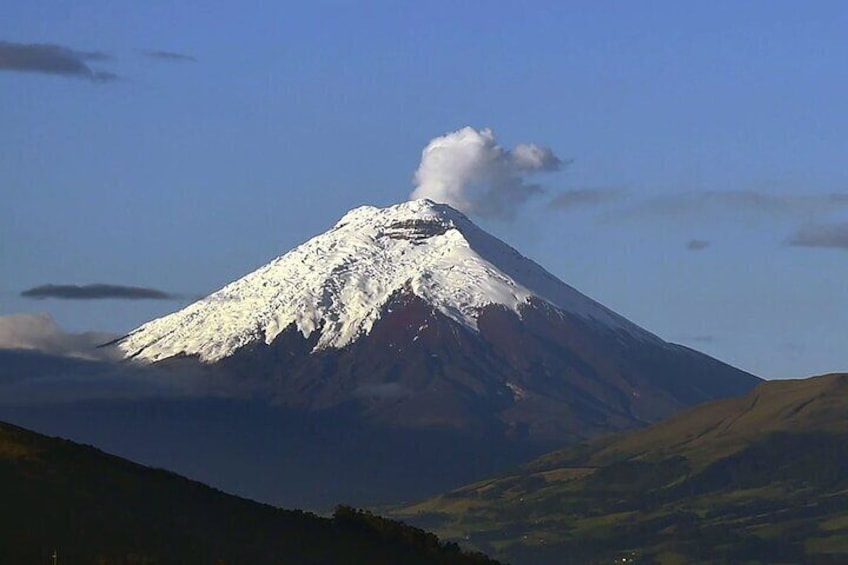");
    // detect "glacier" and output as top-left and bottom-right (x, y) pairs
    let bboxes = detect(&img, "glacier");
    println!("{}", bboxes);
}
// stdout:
(117, 199), (656, 363)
